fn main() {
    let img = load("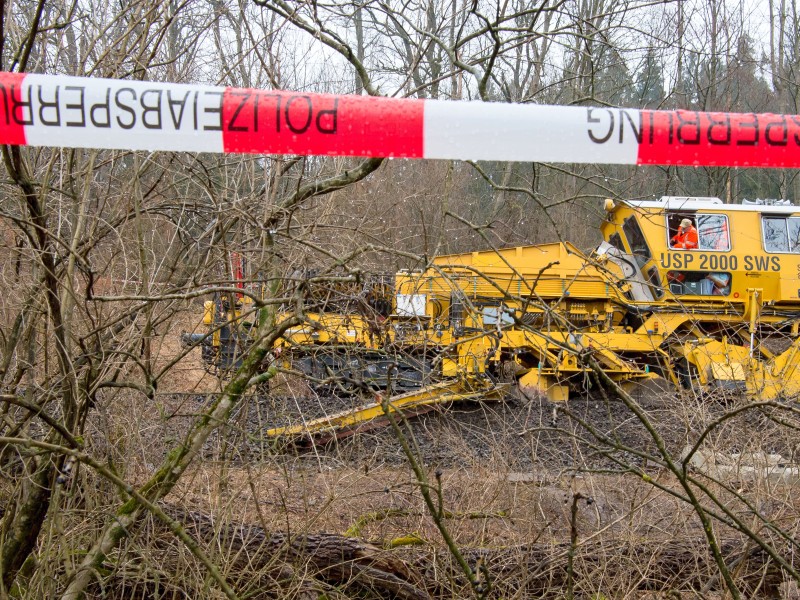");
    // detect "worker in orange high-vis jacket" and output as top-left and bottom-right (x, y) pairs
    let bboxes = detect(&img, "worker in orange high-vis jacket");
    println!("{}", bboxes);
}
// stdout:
(671, 218), (699, 249)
